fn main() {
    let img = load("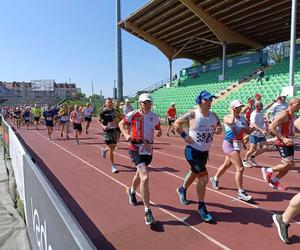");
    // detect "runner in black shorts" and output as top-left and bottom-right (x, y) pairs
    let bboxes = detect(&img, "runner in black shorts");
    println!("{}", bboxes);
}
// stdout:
(43, 105), (55, 140)
(99, 98), (122, 173)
